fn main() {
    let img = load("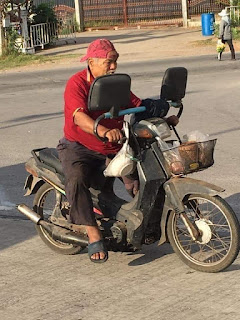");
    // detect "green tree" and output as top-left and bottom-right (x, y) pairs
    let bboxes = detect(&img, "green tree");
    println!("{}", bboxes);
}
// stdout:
(32, 2), (57, 24)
